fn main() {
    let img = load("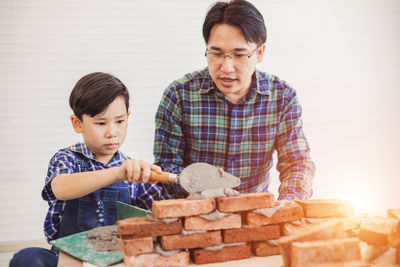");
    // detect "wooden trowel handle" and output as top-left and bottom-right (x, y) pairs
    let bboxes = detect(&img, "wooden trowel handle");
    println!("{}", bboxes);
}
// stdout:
(150, 171), (178, 183)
